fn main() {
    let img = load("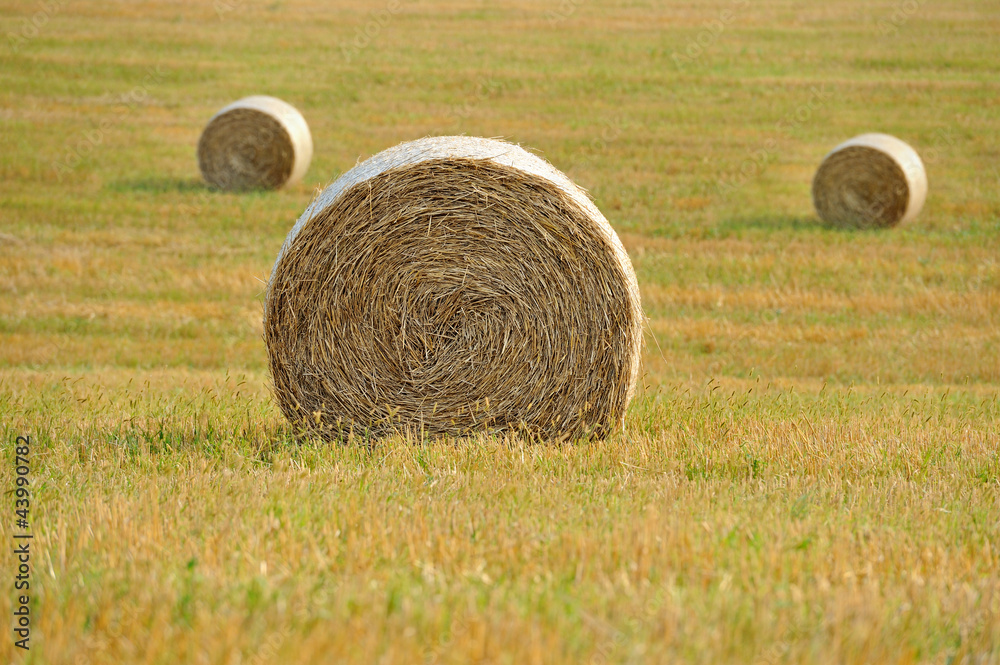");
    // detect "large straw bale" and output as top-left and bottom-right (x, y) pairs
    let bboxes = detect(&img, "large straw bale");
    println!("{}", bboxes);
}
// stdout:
(264, 136), (643, 440)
